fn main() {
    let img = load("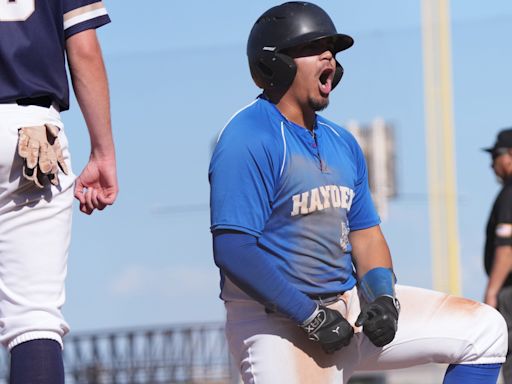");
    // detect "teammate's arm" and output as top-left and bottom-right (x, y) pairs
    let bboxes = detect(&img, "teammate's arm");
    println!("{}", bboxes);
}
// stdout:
(66, 29), (118, 215)
(485, 245), (512, 308)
